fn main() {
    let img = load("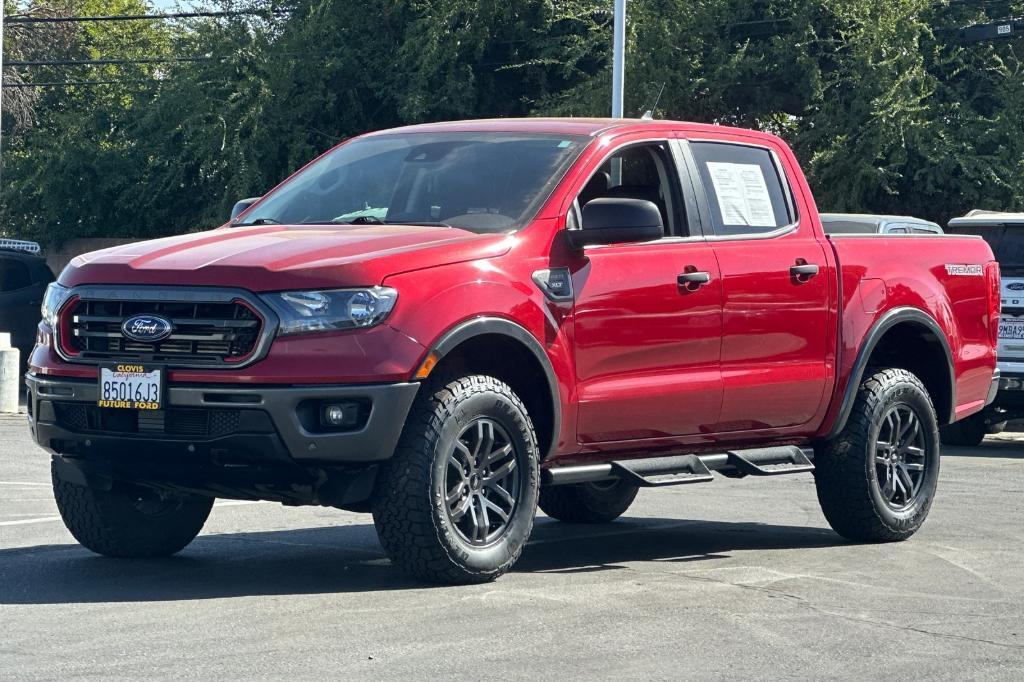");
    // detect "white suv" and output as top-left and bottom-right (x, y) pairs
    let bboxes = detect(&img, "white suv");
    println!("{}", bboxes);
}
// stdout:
(943, 210), (1024, 445)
